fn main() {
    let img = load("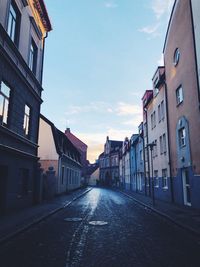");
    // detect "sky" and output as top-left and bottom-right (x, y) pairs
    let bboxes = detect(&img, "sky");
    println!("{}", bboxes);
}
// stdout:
(42, 0), (175, 163)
